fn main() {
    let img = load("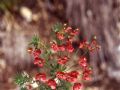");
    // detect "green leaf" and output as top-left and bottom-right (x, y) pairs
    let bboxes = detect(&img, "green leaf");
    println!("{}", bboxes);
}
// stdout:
(52, 22), (63, 32)
(58, 80), (72, 90)
(0, 0), (23, 11)
(20, 87), (27, 90)
(14, 73), (30, 86)
(29, 35), (40, 48)
(39, 83), (52, 90)
(60, 66), (66, 71)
